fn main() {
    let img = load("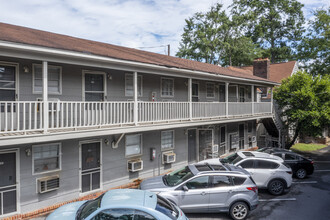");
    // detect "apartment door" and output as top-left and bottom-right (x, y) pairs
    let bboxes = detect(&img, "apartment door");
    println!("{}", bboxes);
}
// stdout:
(188, 129), (197, 163)
(0, 64), (17, 131)
(0, 151), (17, 216)
(219, 126), (226, 155)
(239, 124), (245, 149)
(84, 72), (106, 101)
(199, 129), (213, 161)
(80, 142), (101, 193)
(239, 87), (245, 102)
